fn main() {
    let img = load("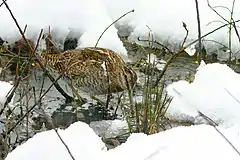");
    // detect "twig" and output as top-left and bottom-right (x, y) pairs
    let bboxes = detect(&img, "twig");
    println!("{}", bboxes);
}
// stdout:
(224, 88), (240, 104)
(0, 0), (6, 7)
(230, 0), (240, 43)
(146, 25), (154, 48)
(207, 0), (228, 22)
(137, 37), (173, 54)
(207, 0), (240, 58)
(206, 20), (225, 26)
(203, 39), (228, 49)
(54, 129), (75, 160)
(23, 24), (27, 34)
(181, 22), (189, 48)
(95, 9), (134, 47)
(198, 111), (240, 157)
(195, 0), (202, 64)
